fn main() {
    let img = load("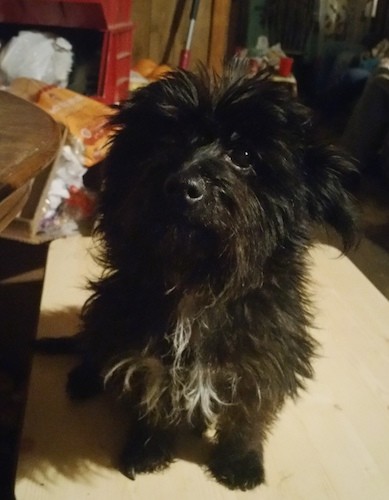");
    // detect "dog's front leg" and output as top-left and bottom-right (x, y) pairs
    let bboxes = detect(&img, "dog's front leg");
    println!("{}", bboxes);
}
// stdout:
(208, 406), (266, 490)
(120, 418), (175, 479)
(35, 334), (104, 400)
